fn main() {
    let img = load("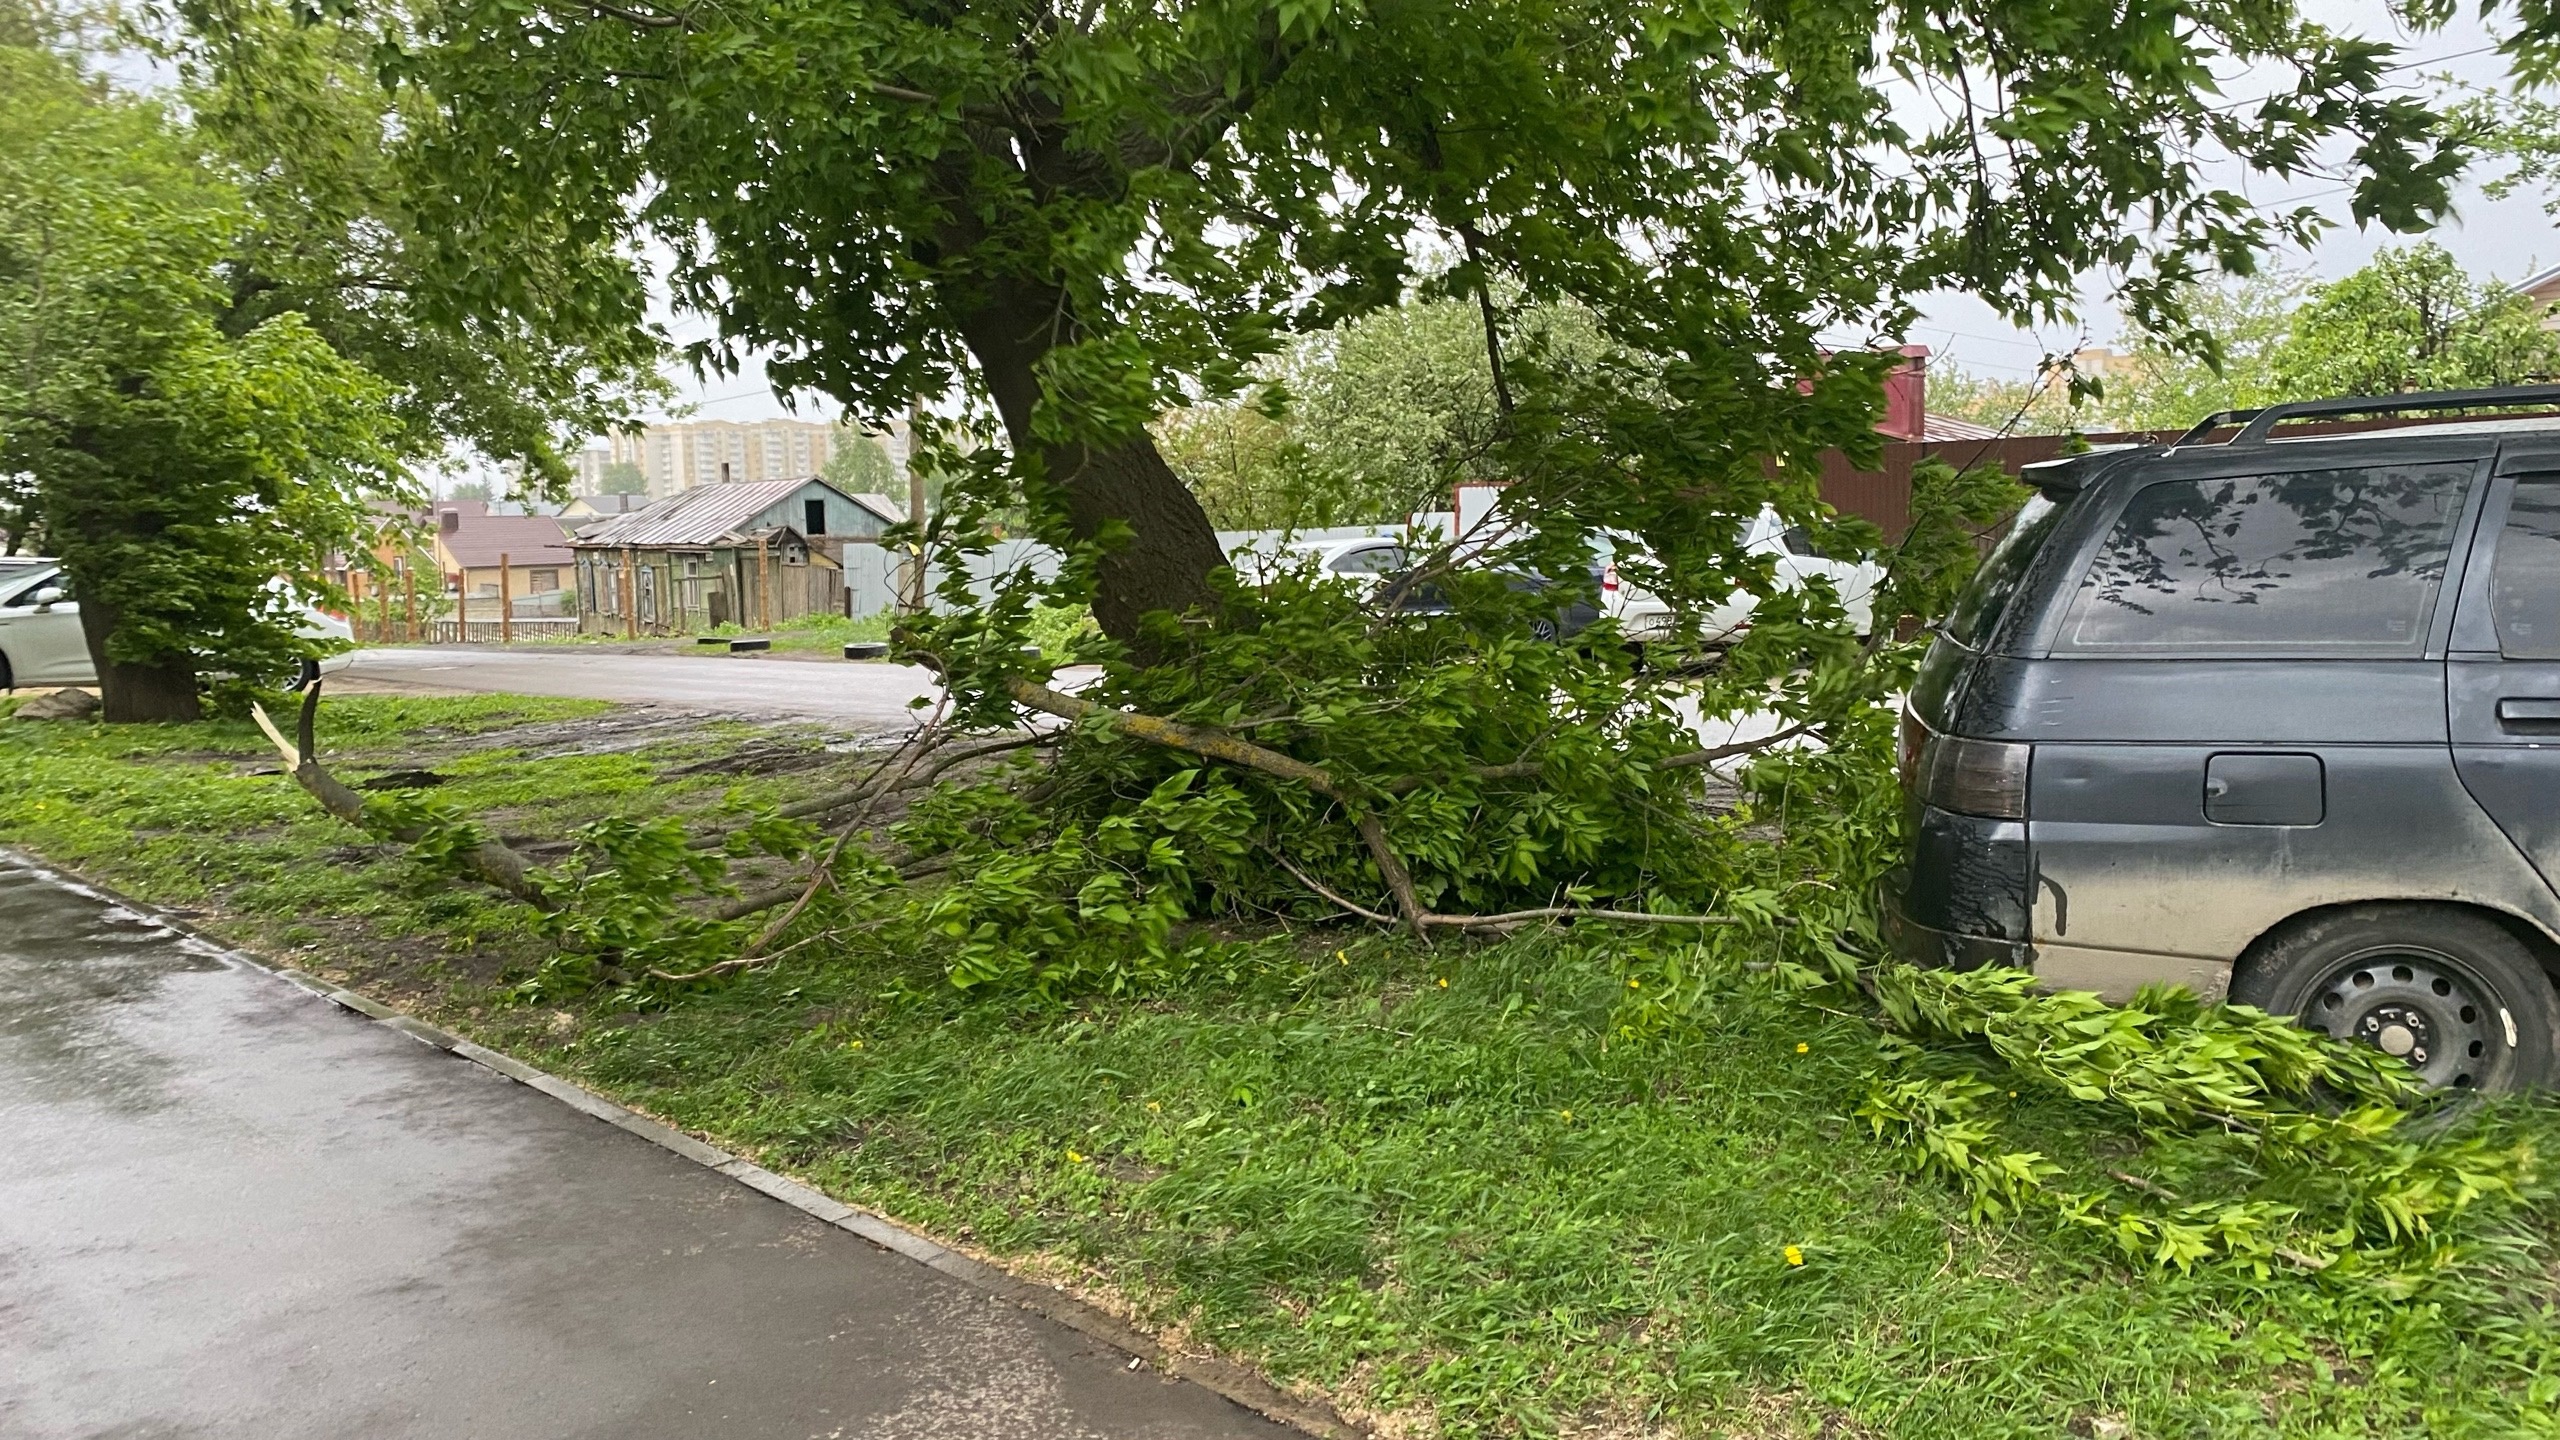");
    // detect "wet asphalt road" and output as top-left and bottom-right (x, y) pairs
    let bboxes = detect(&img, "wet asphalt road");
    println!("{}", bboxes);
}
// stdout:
(341, 647), (944, 728)
(0, 854), (1289, 1439)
